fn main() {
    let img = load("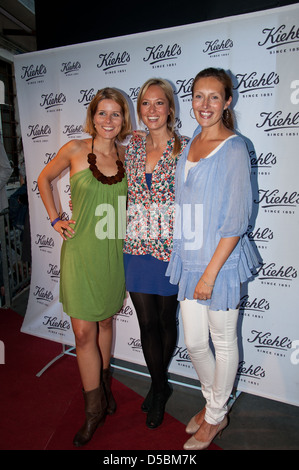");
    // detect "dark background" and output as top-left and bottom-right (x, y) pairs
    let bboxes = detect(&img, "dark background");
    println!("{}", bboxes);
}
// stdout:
(35, 0), (298, 50)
